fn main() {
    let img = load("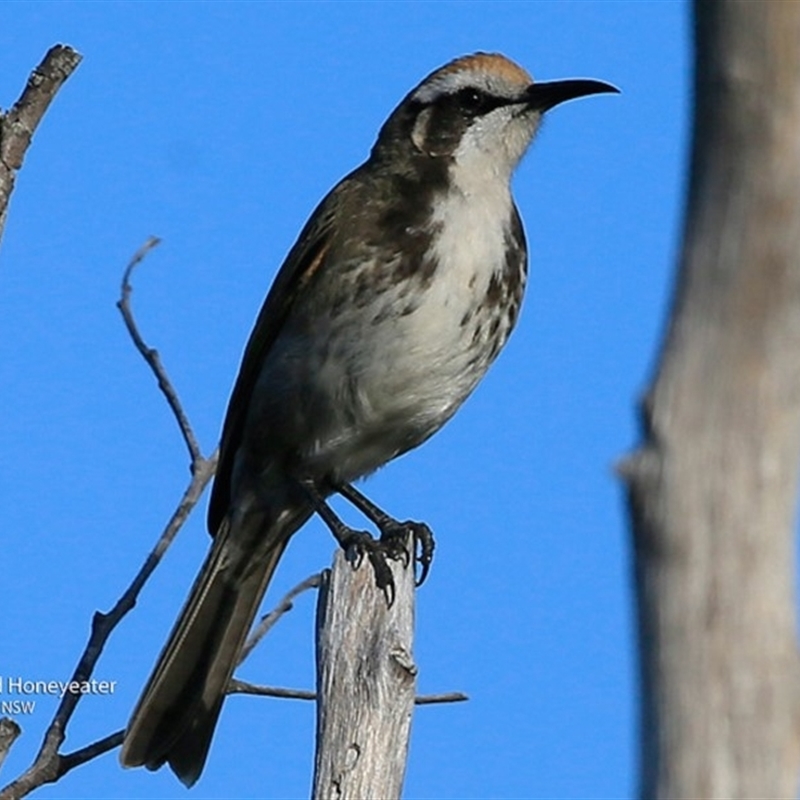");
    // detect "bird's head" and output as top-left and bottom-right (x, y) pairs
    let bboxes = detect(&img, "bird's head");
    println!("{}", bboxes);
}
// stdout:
(372, 52), (618, 185)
